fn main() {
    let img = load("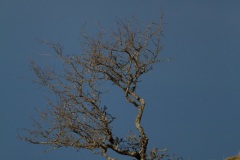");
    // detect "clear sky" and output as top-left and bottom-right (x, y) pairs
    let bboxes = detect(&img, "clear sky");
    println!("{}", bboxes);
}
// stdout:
(1, 1), (240, 160)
